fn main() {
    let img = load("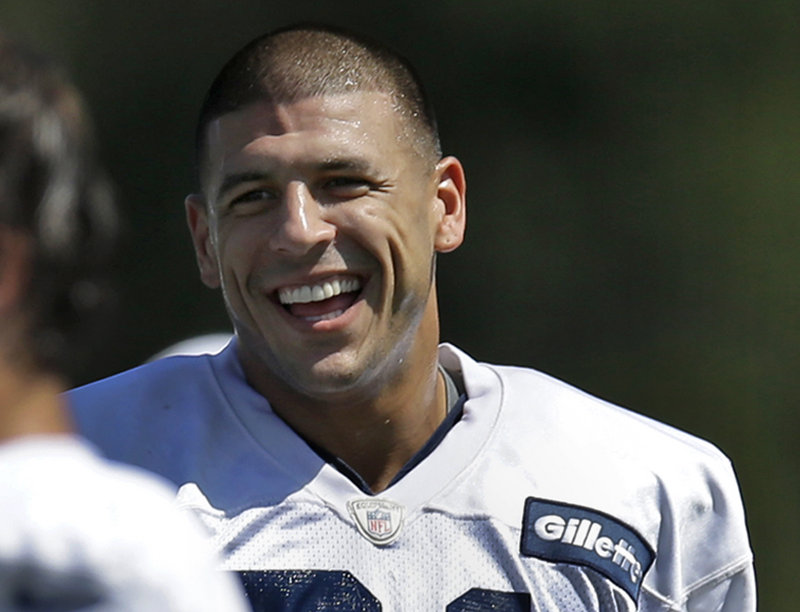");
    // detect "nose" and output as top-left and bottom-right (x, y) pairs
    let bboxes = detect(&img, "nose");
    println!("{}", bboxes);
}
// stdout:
(268, 181), (335, 255)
